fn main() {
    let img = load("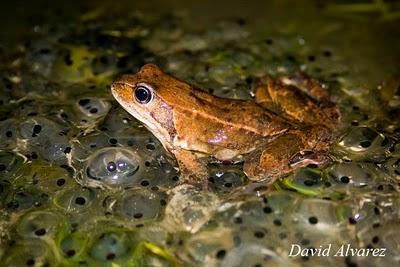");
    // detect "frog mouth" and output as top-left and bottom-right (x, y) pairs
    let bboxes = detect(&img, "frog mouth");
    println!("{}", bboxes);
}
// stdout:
(111, 91), (150, 127)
